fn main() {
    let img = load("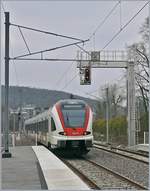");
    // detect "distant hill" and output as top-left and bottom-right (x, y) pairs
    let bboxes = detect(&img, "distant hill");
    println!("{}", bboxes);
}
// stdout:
(1, 85), (98, 110)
